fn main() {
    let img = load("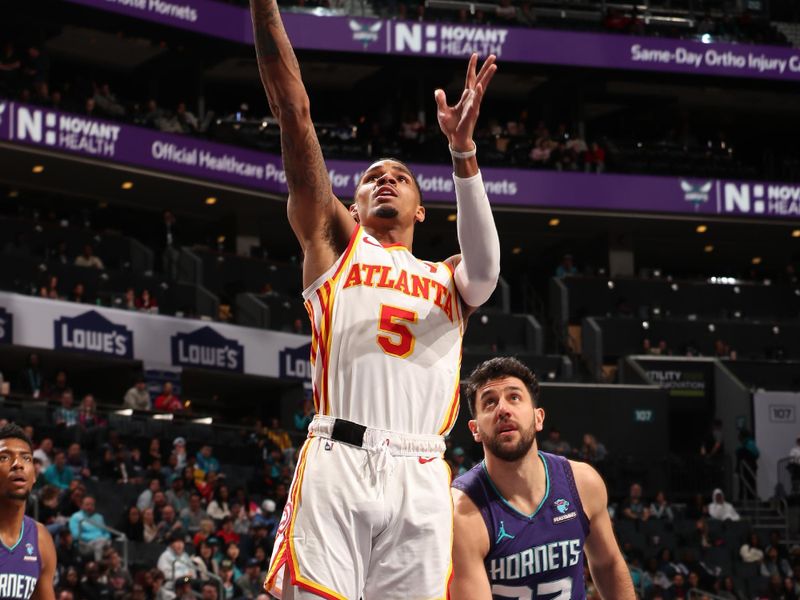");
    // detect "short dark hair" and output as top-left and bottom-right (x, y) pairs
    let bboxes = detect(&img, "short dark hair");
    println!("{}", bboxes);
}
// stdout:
(0, 423), (33, 452)
(464, 357), (540, 418)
